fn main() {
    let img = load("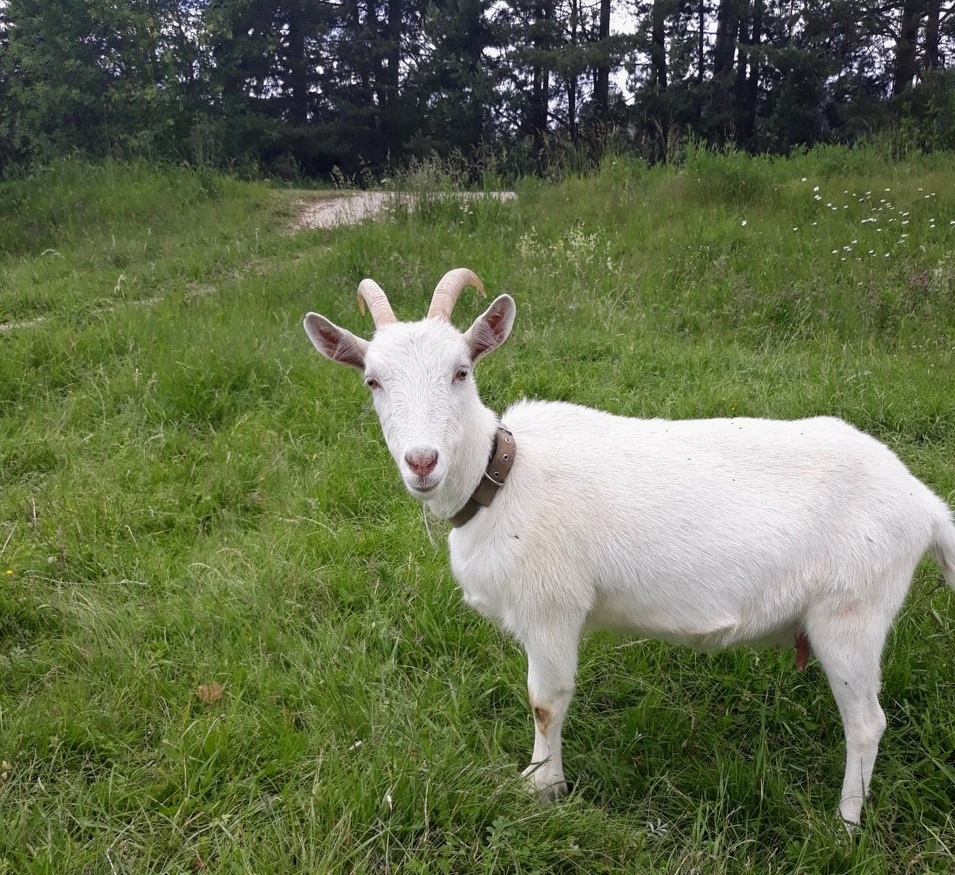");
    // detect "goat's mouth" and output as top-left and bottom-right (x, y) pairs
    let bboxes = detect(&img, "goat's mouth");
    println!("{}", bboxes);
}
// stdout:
(406, 476), (440, 495)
